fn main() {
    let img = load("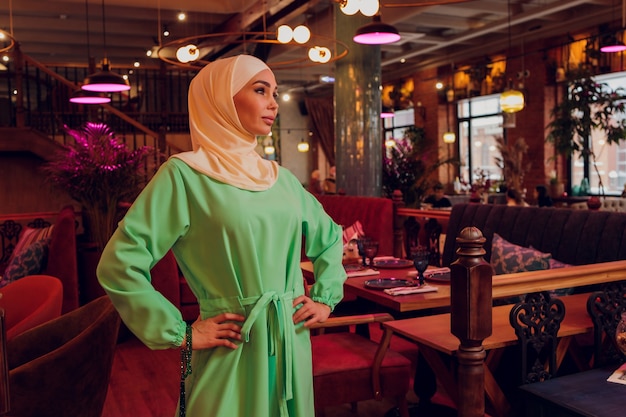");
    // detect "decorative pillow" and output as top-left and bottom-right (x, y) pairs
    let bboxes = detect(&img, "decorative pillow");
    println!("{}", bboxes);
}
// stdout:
(1, 238), (51, 287)
(549, 258), (572, 269)
(490, 233), (551, 275)
(342, 220), (365, 244)
(7, 225), (54, 266)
